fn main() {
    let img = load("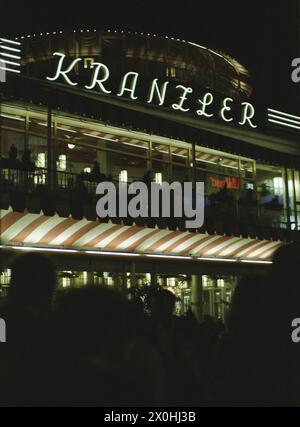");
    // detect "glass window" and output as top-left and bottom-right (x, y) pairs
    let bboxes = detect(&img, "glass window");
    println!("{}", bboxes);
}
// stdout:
(256, 163), (284, 206)
(29, 118), (48, 137)
(172, 164), (191, 183)
(152, 160), (170, 183)
(57, 154), (67, 172)
(110, 152), (147, 183)
(171, 145), (189, 166)
(56, 141), (98, 175)
(152, 142), (170, 162)
(0, 112), (25, 132)
(0, 130), (25, 161)
(28, 136), (47, 168)
(240, 159), (255, 180)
